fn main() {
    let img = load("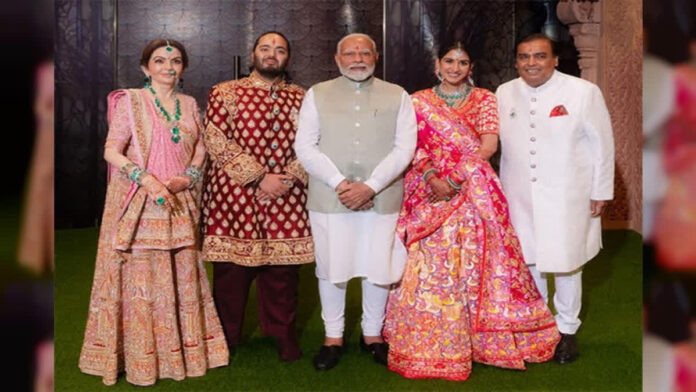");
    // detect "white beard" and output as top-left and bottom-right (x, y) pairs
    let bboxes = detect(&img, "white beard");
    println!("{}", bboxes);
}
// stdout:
(339, 63), (375, 82)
